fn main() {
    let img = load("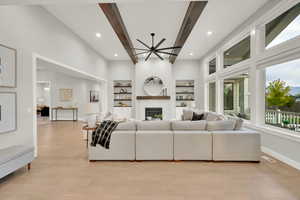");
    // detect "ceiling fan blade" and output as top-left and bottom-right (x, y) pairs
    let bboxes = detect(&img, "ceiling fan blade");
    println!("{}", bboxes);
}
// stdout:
(153, 51), (164, 60)
(154, 38), (166, 49)
(135, 51), (150, 56)
(156, 51), (178, 56)
(137, 39), (151, 49)
(145, 52), (153, 61)
(156, 46), (182, 51)
(134, 48), (149, 51)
